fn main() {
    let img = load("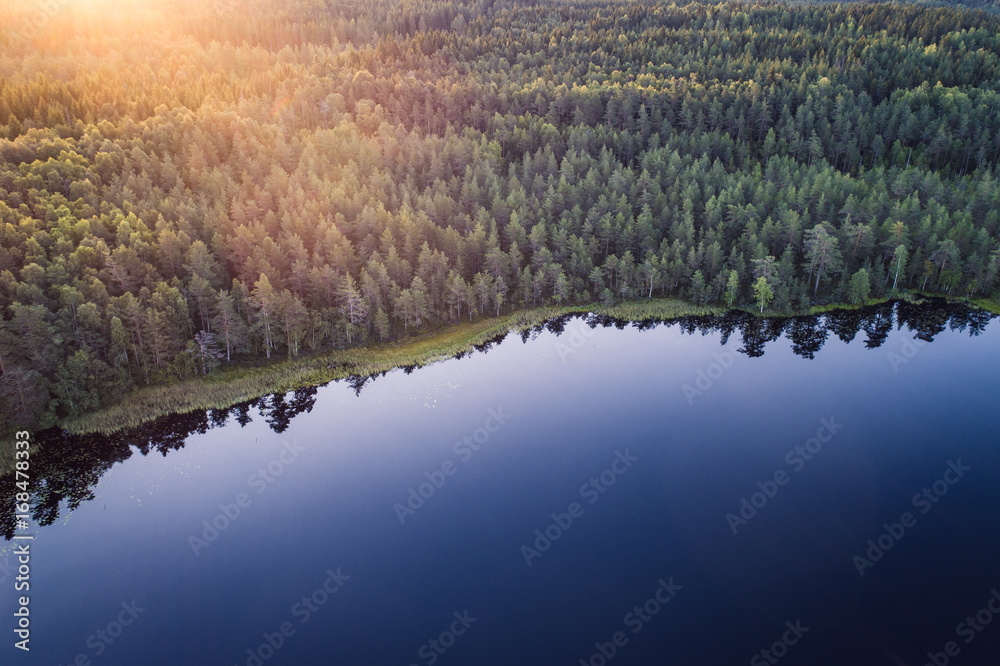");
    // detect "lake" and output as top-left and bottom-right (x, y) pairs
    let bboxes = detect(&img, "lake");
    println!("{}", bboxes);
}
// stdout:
(2, 300), (1000, 666)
